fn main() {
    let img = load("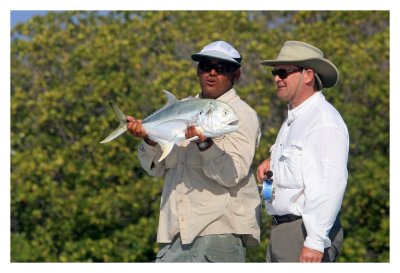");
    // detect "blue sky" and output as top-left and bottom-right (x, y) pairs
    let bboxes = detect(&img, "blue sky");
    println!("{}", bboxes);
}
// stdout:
(10, 11), (112, 29)
(10, 10), (49, 28)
